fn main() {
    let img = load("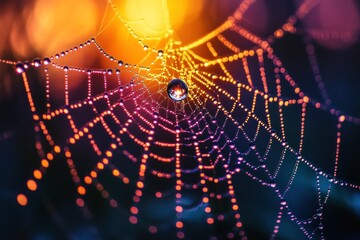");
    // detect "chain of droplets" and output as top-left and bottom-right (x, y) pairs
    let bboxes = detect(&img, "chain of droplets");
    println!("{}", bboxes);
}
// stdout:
(0, 0), (359, 239)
